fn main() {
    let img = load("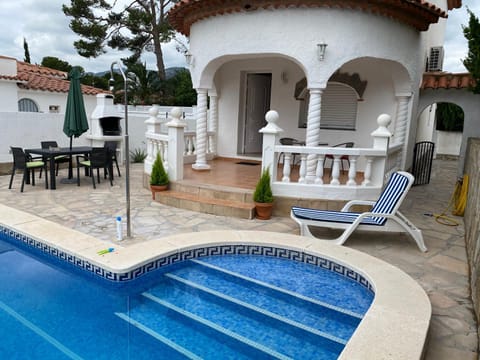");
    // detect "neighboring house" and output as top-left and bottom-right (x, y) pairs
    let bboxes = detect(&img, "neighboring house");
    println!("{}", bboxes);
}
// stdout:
(0, 55), (108, 164)
(0, 55), (104, 115)
(167, 0), (463, 175)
